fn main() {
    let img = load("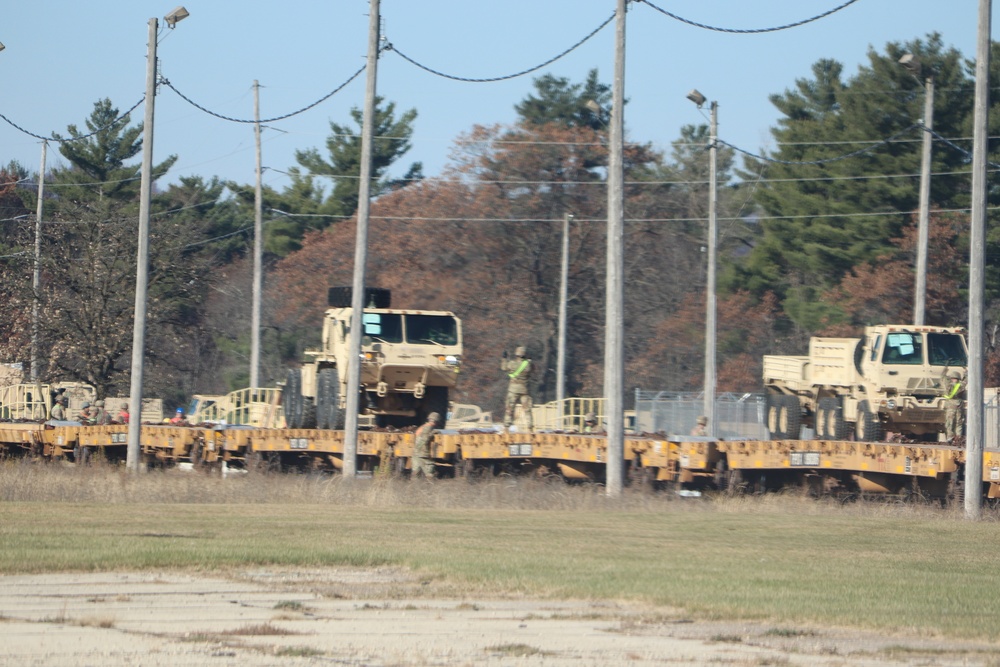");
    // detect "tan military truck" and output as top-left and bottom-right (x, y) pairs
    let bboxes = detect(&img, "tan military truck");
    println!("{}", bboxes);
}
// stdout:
(763, 325), (968, 442)
(283, 287), (462, 429)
